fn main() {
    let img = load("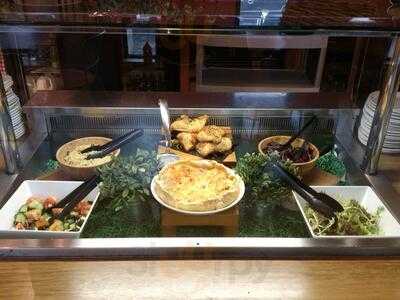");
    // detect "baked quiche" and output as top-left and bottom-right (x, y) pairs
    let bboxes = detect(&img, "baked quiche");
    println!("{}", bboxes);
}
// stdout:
(153, 160), (243, 212)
